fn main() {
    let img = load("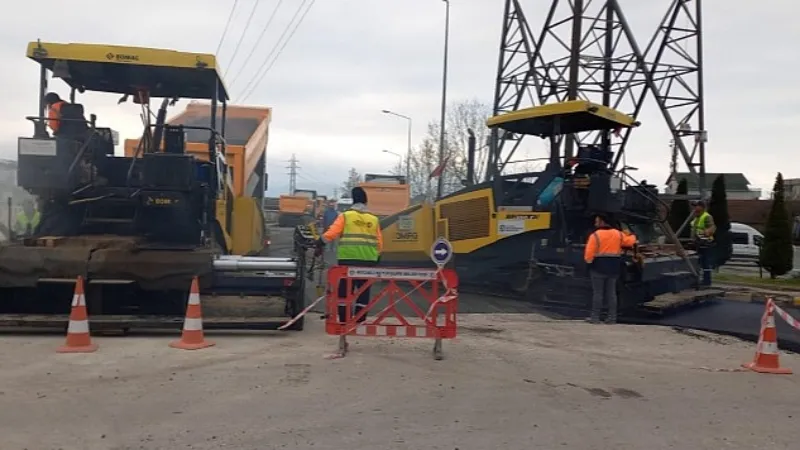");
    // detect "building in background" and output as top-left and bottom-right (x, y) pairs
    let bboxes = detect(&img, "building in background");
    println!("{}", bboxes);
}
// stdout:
(728, 199), (800, 234)
(784, 178), (800, 200)
(665, 172), (761, 200)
